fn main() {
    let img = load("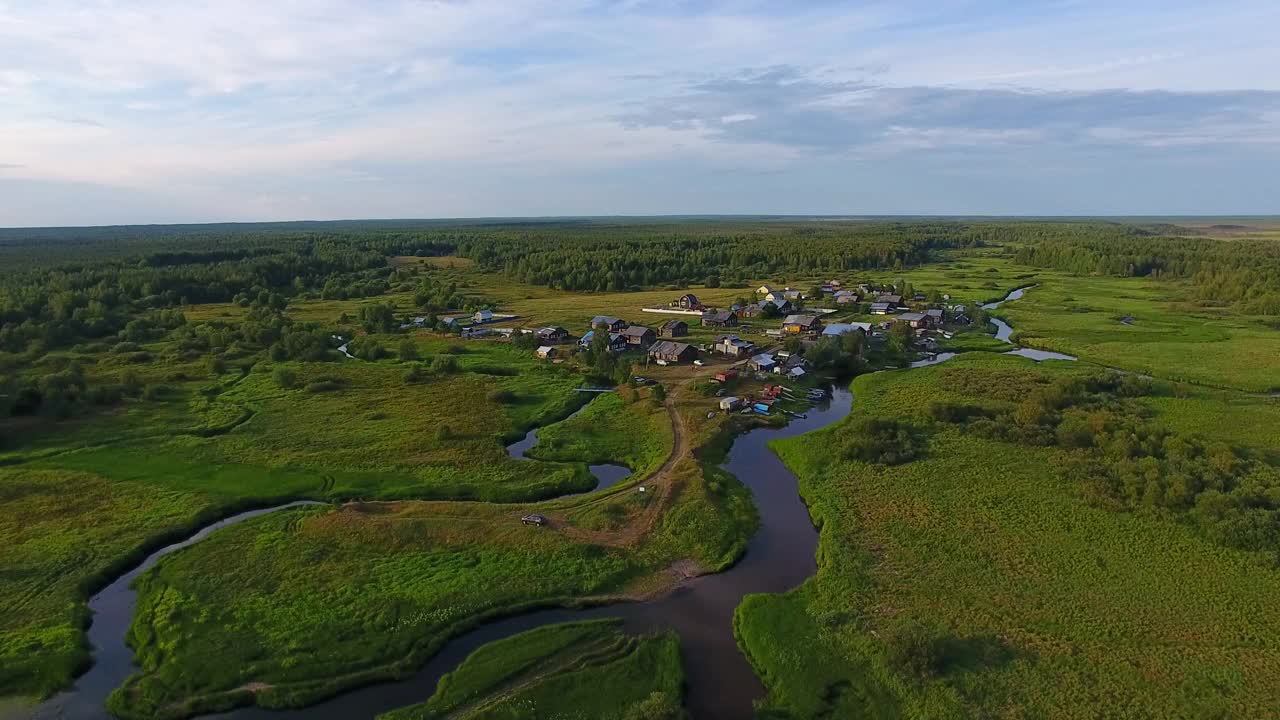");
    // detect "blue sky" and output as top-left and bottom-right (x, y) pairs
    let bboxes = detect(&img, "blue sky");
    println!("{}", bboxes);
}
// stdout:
(1, 0), (1278, 226)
